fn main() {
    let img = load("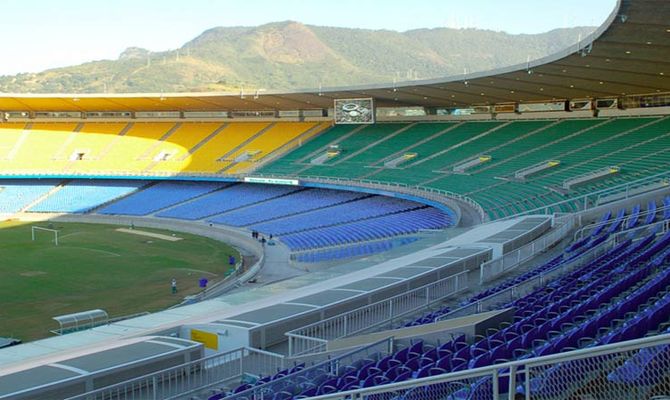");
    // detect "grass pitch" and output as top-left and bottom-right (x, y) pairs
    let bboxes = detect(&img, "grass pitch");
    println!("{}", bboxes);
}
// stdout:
(0, 221), (241, 341)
